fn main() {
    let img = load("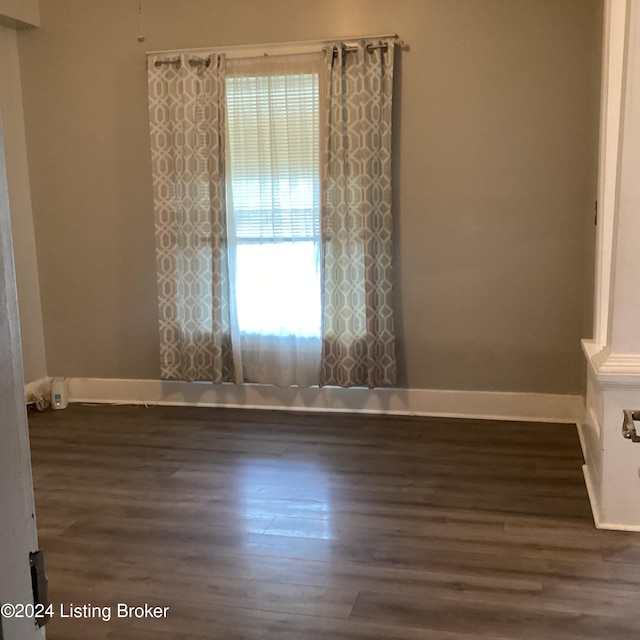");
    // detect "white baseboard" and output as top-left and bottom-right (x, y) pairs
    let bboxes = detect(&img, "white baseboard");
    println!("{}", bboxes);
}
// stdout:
(577, 420), (605, 529)
(593, 519), (640, 532)
(581, 464), (640, 532)
(65, 377), (584, 424)
(581, 460), (602, 528)
(576, 421), (588, 461)
(576, 413), (601, 477)
(578, 415), (640, 532)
